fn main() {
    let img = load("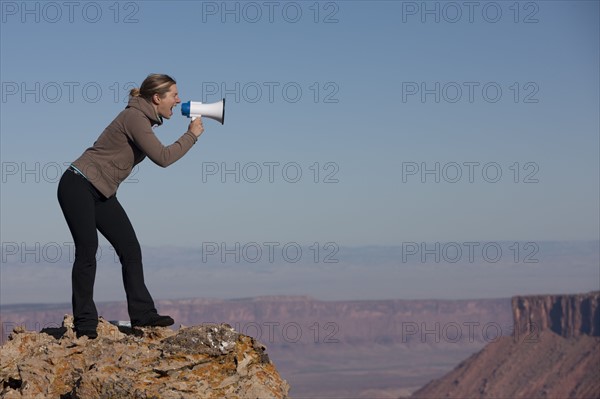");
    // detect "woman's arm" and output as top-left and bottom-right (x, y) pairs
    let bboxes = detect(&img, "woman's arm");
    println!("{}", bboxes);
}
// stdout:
(126, 113), (204, 167)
